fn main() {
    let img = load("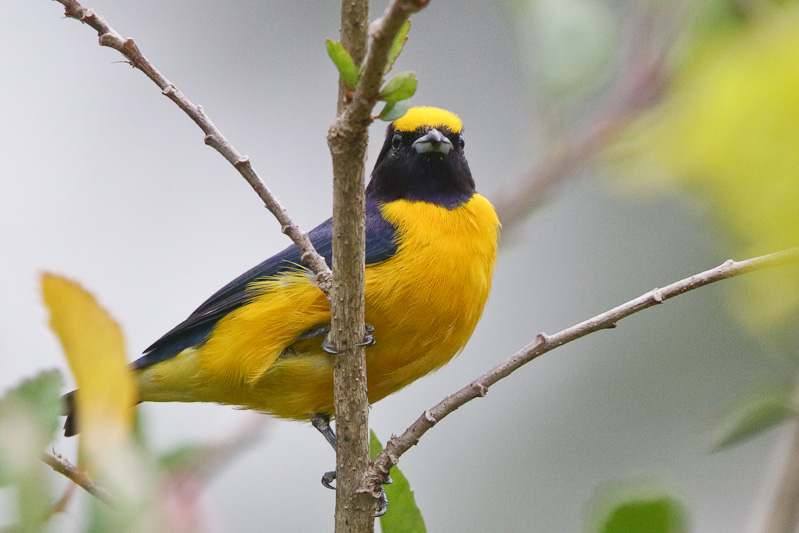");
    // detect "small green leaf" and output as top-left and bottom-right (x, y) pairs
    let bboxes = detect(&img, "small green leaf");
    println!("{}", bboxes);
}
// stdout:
(370, 431), (426, 533)
(326, 39), (359, 90)
(710, 384), (794, 451)
(378, 101), (411, 122)
(600, 498), (687, 533)
(586, 481), (688, 533)
(378, 72), (418, 103)
(385, 20), (411, 74)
